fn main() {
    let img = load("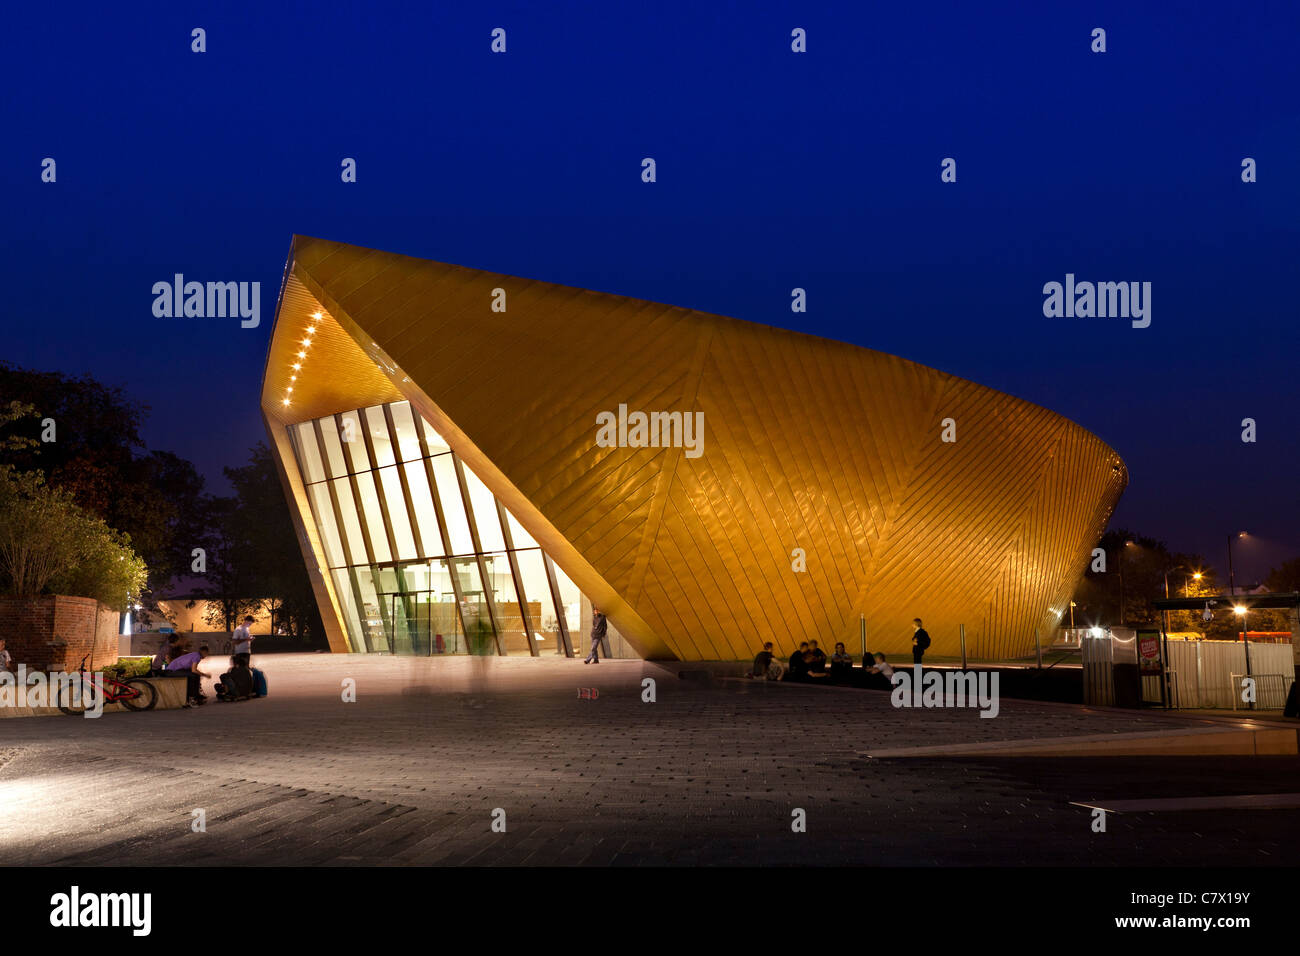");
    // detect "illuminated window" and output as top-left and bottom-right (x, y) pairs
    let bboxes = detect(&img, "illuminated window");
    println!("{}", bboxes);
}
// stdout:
(284, 400), (606, 658)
